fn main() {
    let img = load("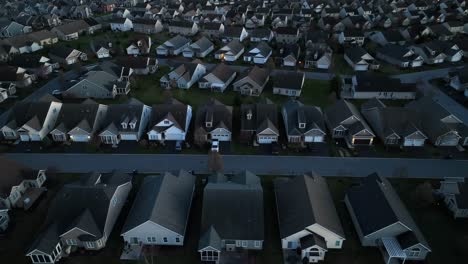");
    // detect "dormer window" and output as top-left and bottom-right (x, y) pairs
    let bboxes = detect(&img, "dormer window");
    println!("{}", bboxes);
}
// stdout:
(246, 110), (252, 120)
(206, 121), (212, 128)
(299, 122), (306, 129)
(129, 122), (136, 129)
(121, 122), (127, 129)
